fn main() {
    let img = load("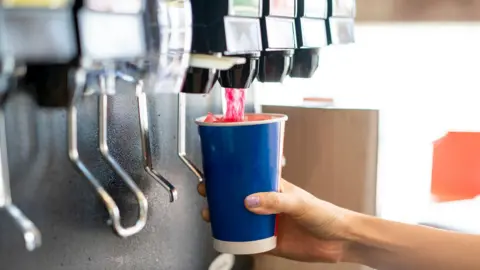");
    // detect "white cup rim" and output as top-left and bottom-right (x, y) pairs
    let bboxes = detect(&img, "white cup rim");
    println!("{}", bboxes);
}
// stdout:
(195, 113), (288, 127)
